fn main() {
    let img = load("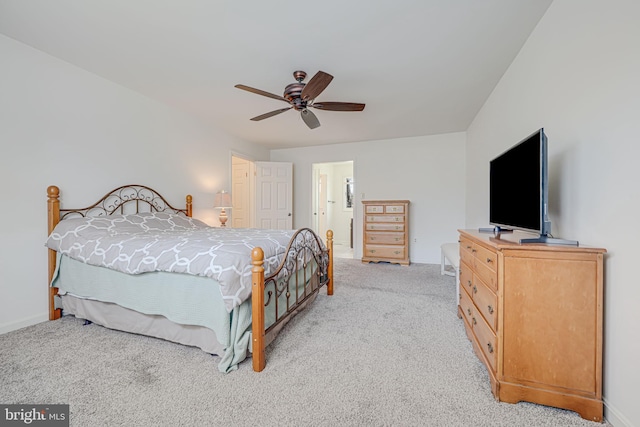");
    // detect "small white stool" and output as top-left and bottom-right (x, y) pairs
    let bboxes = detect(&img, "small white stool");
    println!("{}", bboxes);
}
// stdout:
(440, 243), (460, 306)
